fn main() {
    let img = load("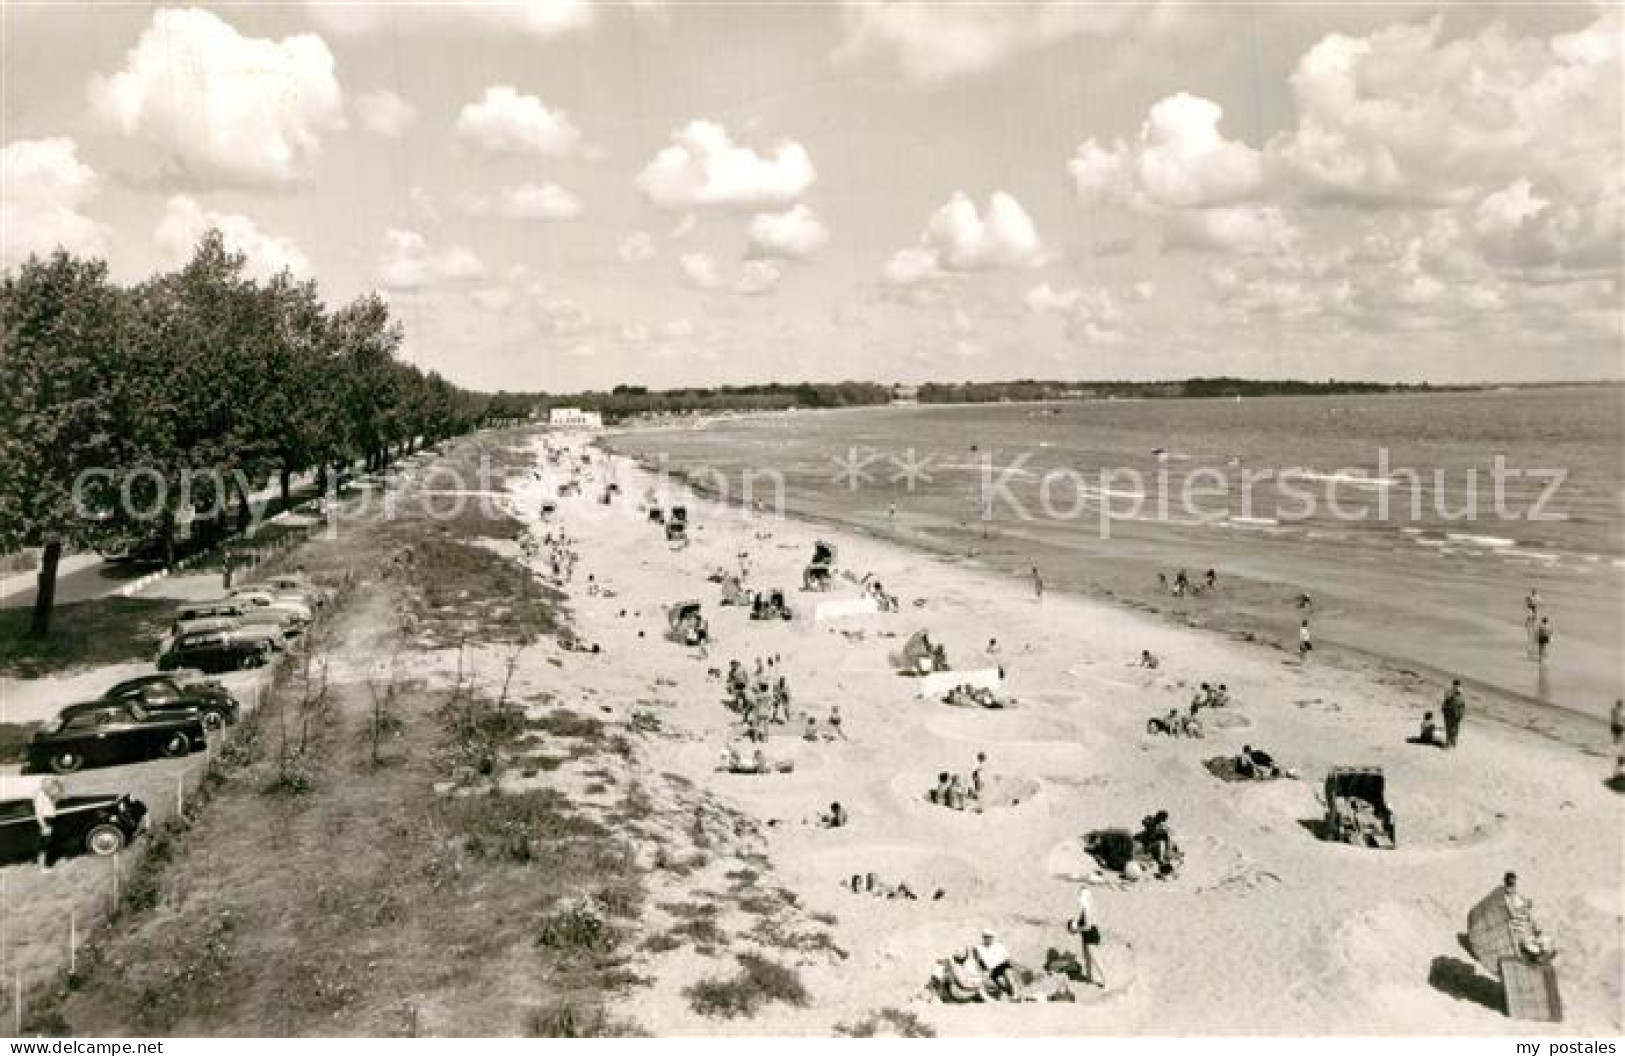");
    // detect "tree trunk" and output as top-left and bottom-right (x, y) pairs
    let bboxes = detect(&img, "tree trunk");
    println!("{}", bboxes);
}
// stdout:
(279, 467), (292, 510)
(161, 513), (177, 571)
(29, 539), (63, 637)
(236, 482), (252, 534)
